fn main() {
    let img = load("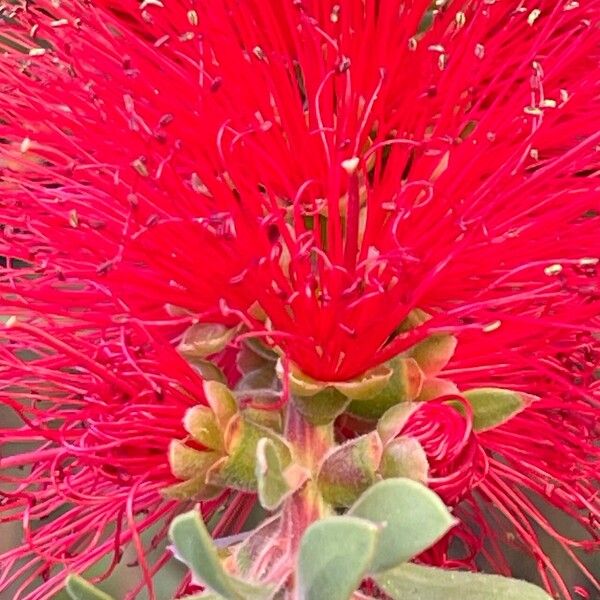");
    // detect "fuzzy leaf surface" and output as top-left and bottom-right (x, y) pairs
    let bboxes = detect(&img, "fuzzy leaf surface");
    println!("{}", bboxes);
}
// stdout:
(373, 563), (553, 600)
(348, 478), (456, 572)
(298, 516), (379, 600)
(65, 575), (114, 600)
